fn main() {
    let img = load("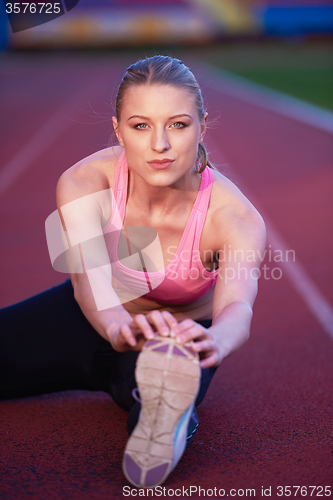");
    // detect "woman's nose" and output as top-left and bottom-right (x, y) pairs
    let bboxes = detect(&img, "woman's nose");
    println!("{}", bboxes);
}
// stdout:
(151, 128), (170, 152)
